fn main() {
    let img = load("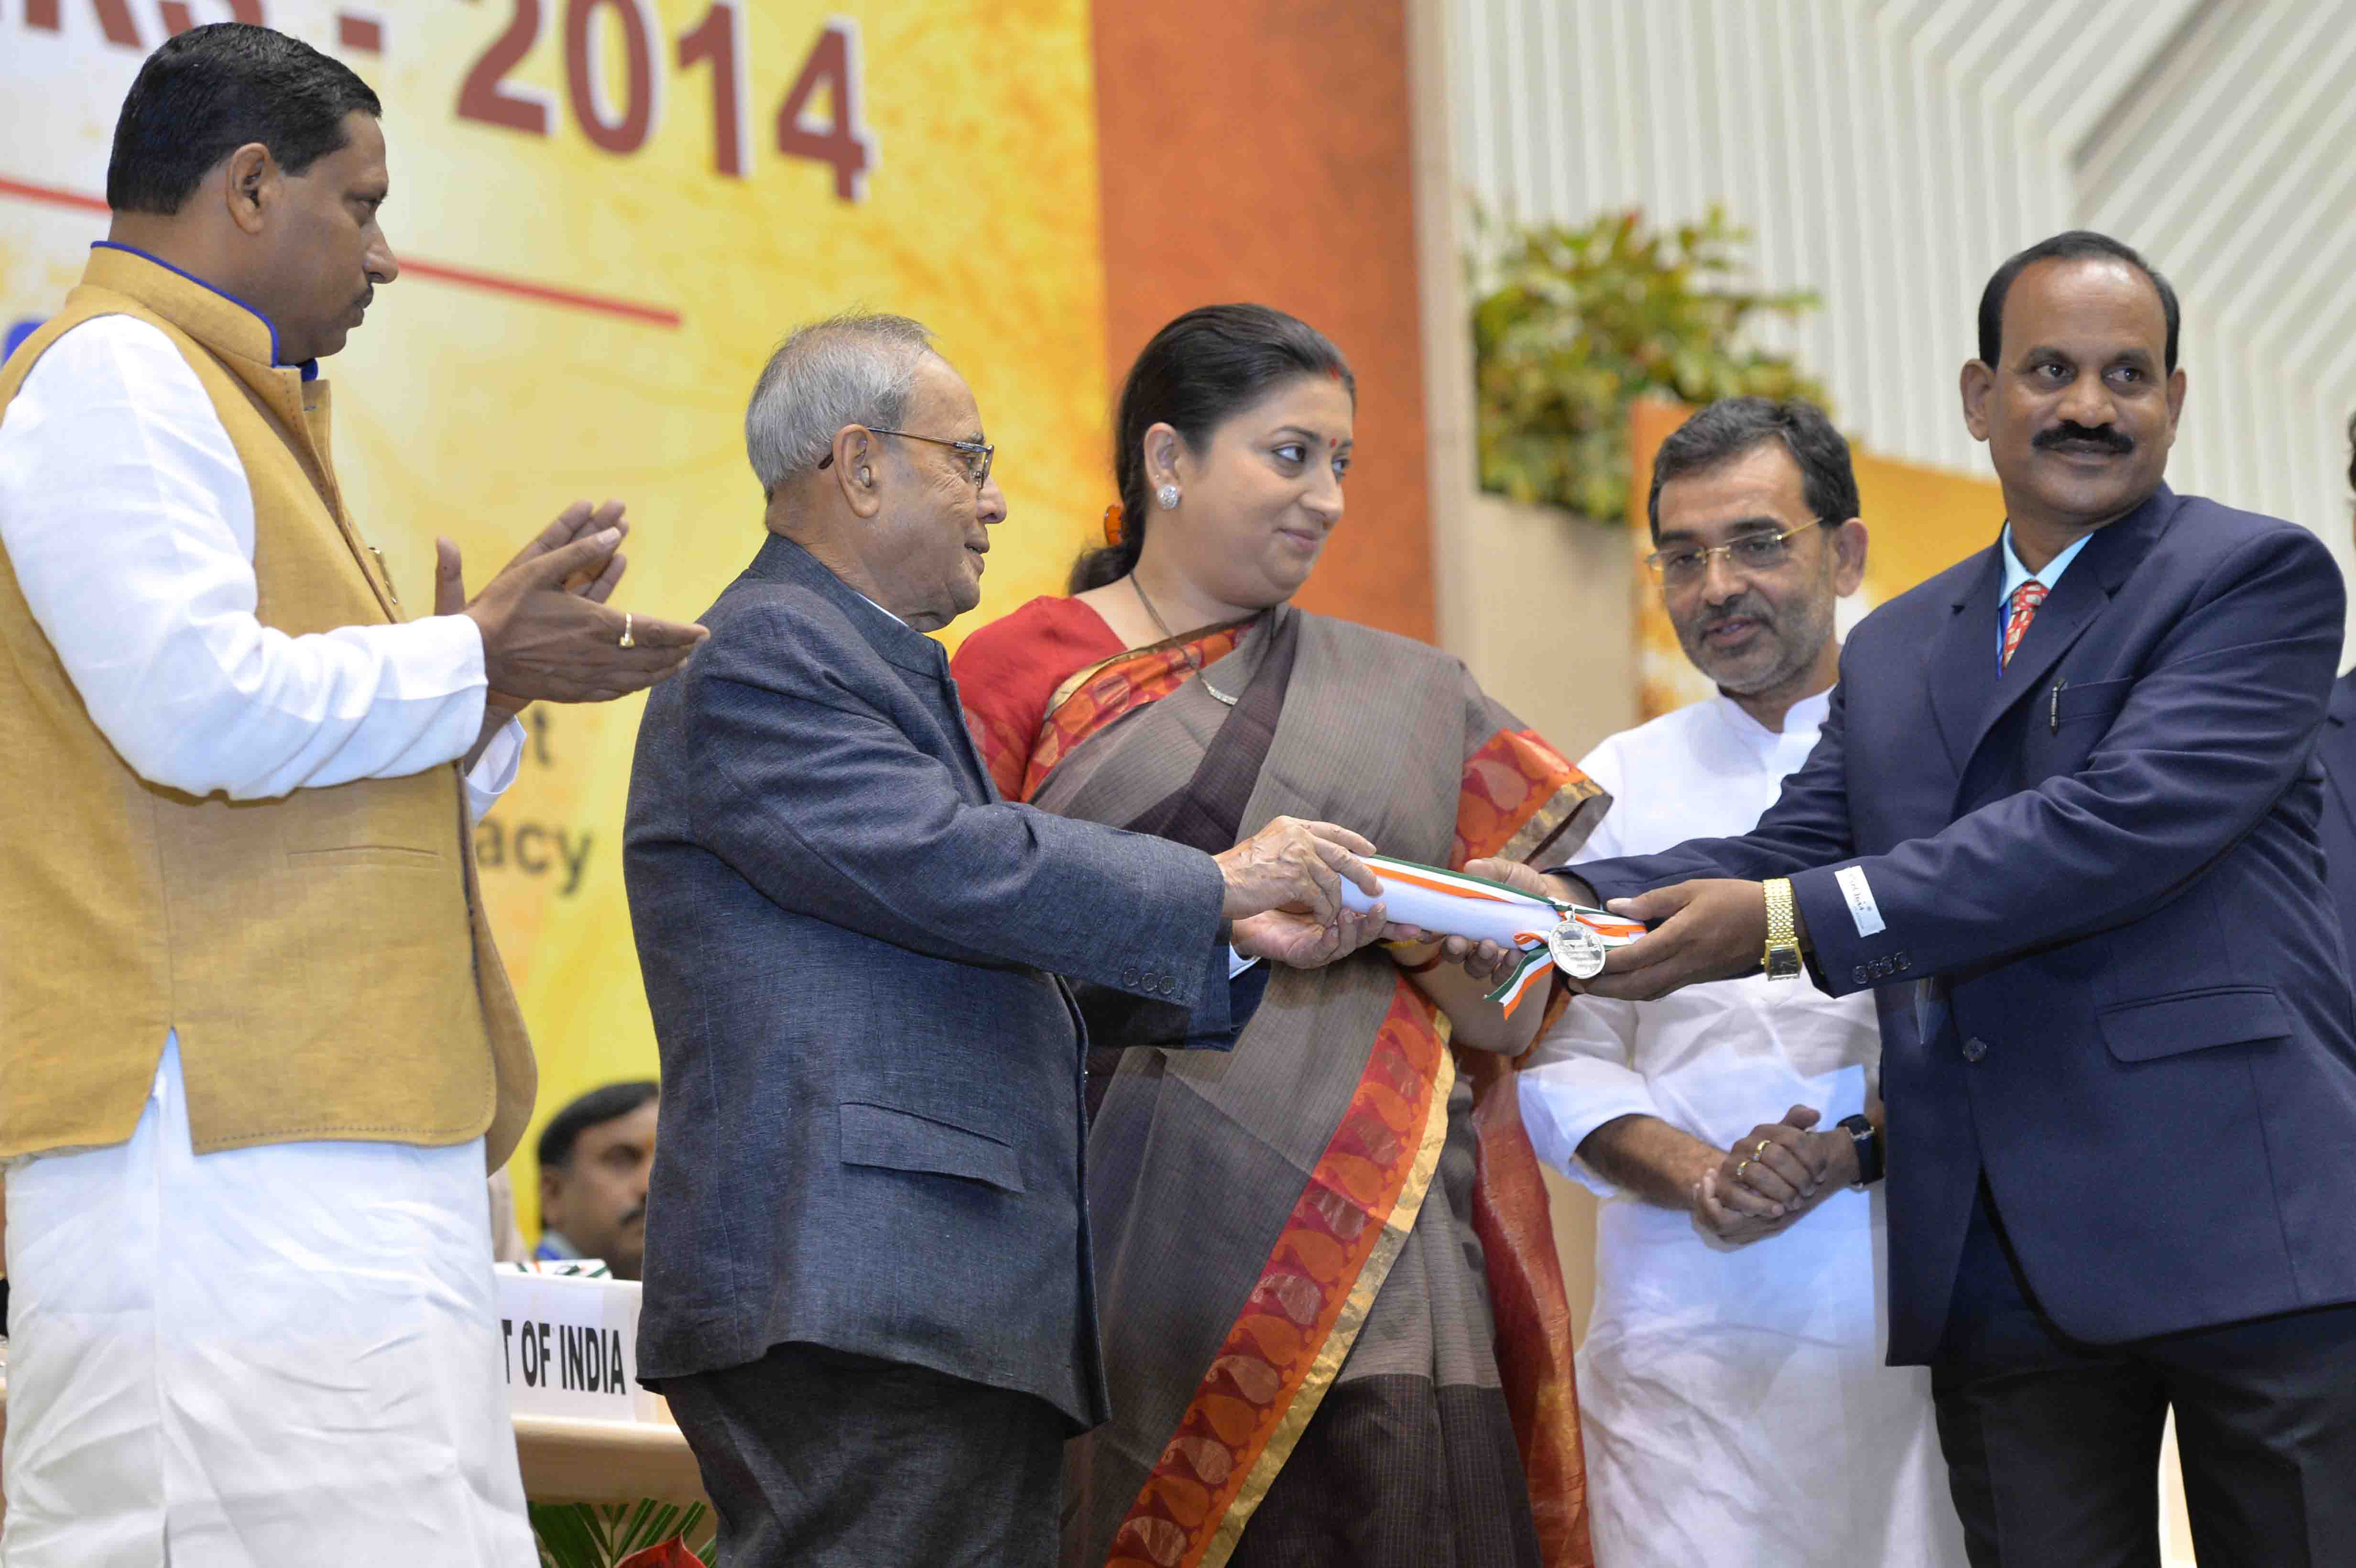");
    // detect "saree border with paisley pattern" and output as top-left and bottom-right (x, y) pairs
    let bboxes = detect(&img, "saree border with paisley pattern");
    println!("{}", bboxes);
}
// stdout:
(1014, 622), (1249, 803)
